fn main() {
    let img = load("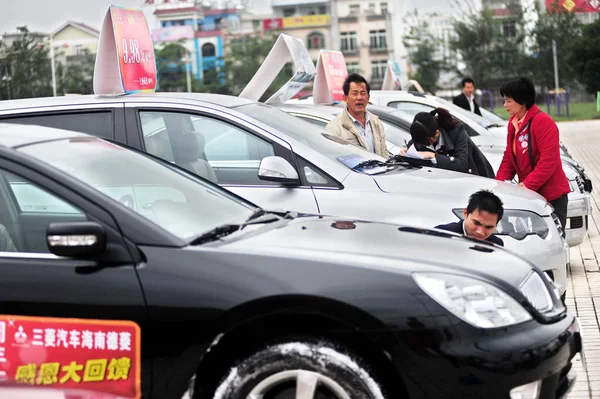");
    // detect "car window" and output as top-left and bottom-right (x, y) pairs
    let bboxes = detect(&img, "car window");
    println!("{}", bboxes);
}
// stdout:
(379, 120), (411, 148)
(0, 112), (114, 139)
(139, 111), (275, 185)
(387, 101), (434, 115)
(0, 171), (87, 254)
(18, 137), (255, 242)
